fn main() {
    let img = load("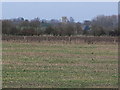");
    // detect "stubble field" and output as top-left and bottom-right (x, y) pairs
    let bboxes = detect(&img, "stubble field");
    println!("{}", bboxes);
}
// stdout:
(2, 40), (118, 88)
